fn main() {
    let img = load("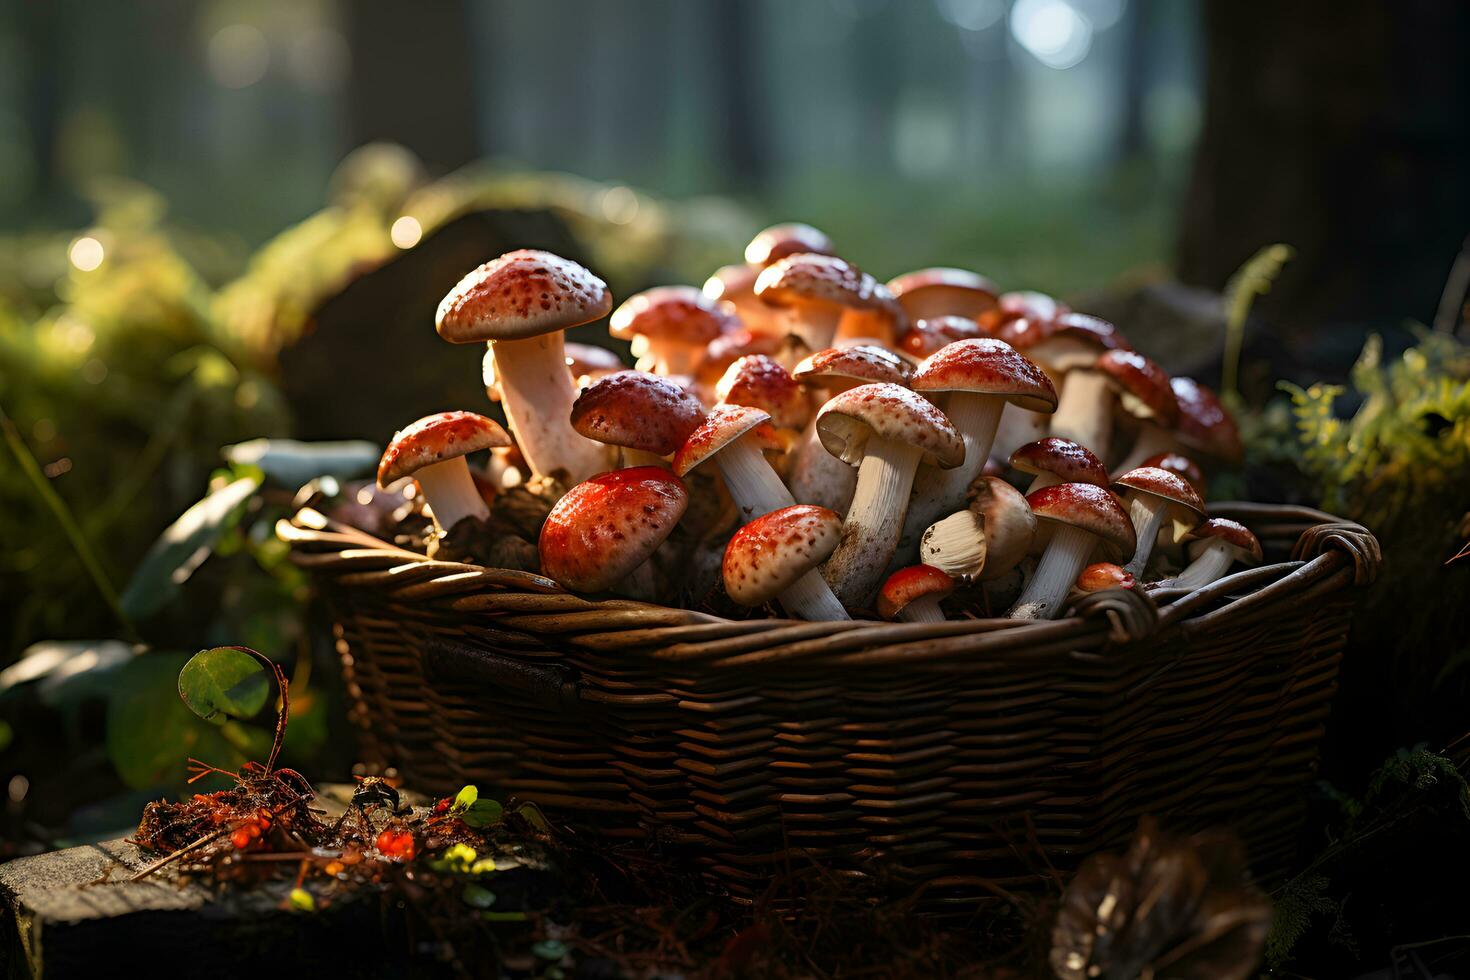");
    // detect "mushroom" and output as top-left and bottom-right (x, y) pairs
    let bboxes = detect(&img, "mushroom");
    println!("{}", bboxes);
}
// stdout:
(565, 343), (627, 389)
(437, 250), (612, 485)
(1113, 466), (1205, 579)
(674, 404), (794, 521)
(918, 475), (1035, 582)
(1162, 519), (1262, 591)
(897, 315), (989, 361)
(744, 222), (835, 266)
(1000, 312), (1132, 461)
(703, 263), (778, 336)
(755, 253), (906, 350)
(815, 383), (963, 609)
(1069, 562), (1135, 602)
(1140, 451), (1205, 495)
(877, 565), (956, 624)
(609, 285), (738, 378)
(538, 466), (689, 594)
(896, 339), (1057, 567)
(570, 370), (705, 466)
(715, 354), (811, 431)
(376, 411), (511, 534)
(1009, 437), (1109, 493)
(788, 344), (912, 514)
(978, 290), (1067, 335)
(696, 328), (786, 394)
(1008, 483), (1136, 620)
(886, 267), (999, 322)
(722, 504), (849, 621)
(1113, 376), (1243, 475)
(1050, 347), (1175, 465)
